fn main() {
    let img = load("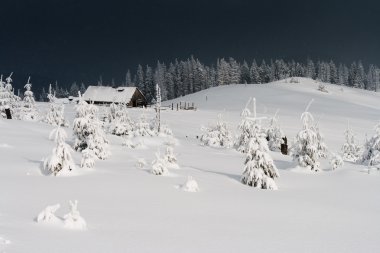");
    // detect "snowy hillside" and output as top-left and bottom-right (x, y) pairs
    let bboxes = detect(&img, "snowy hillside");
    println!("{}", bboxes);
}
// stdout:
(1, 78), (380, 253)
